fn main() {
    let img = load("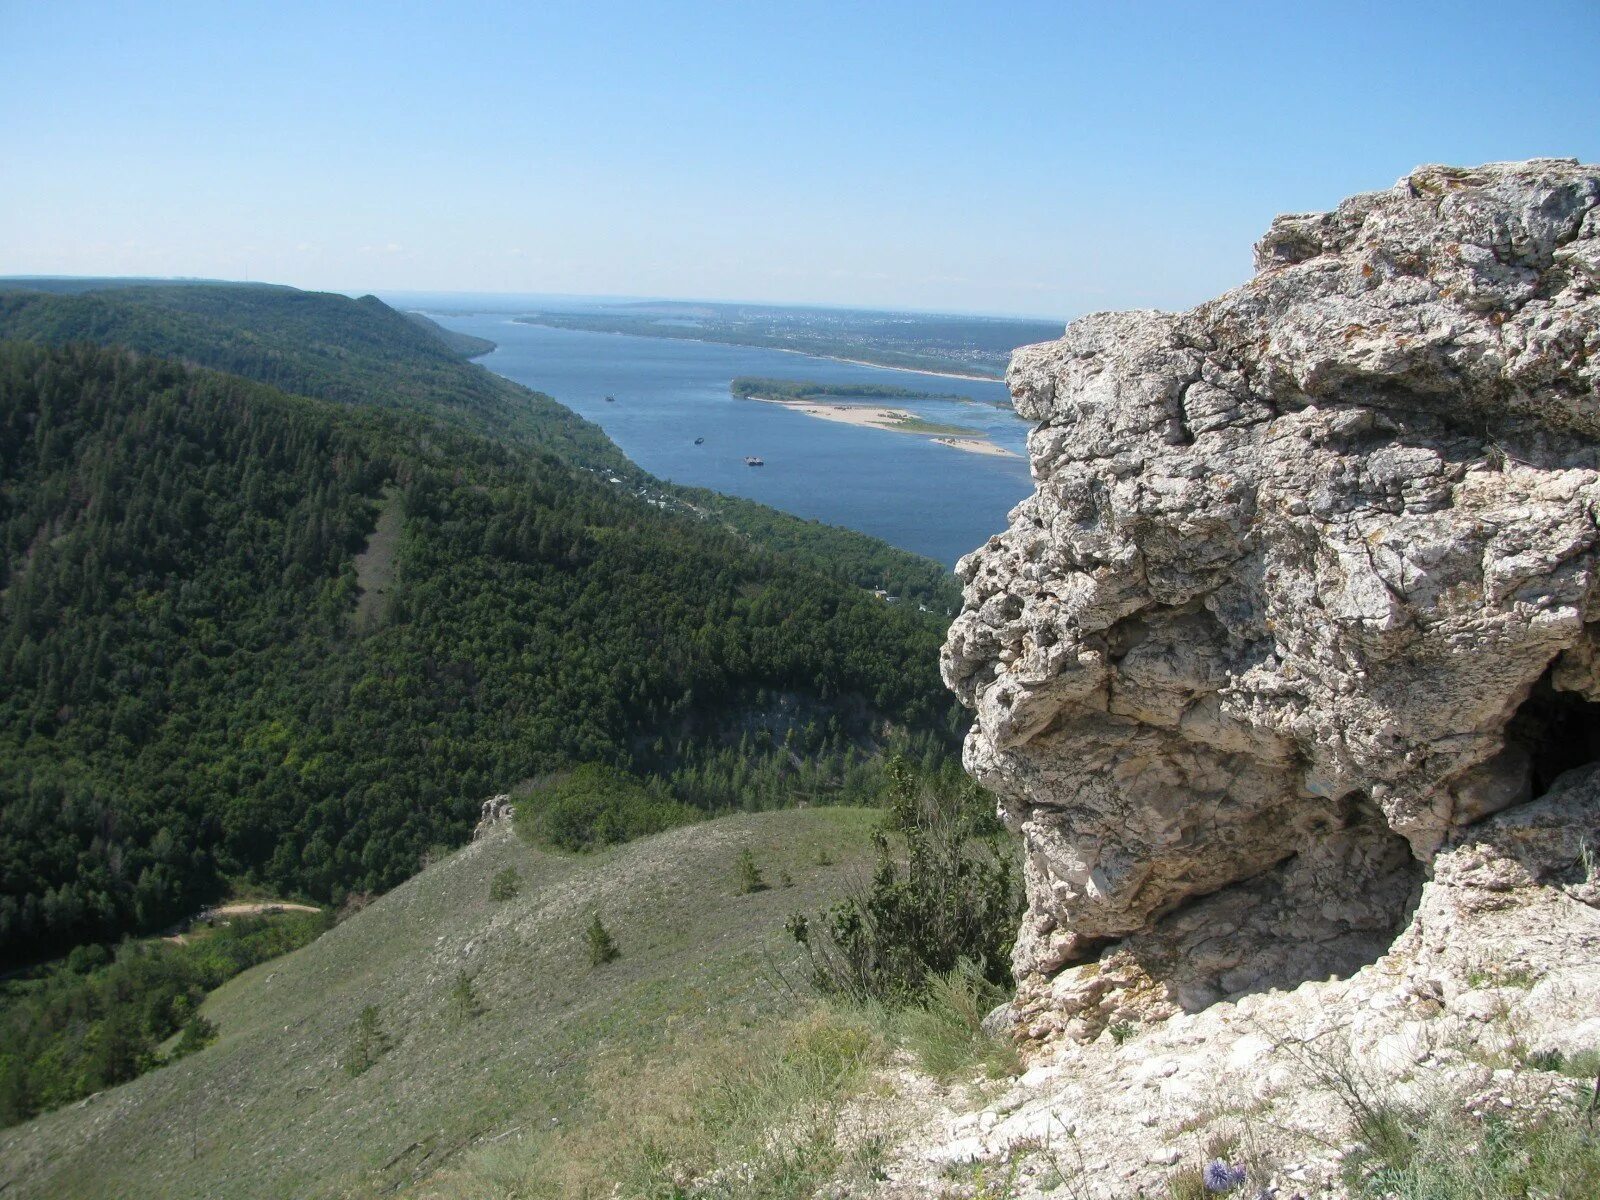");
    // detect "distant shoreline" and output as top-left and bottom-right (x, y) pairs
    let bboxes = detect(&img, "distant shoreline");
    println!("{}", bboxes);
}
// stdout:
(508, 318), (1007, 383)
